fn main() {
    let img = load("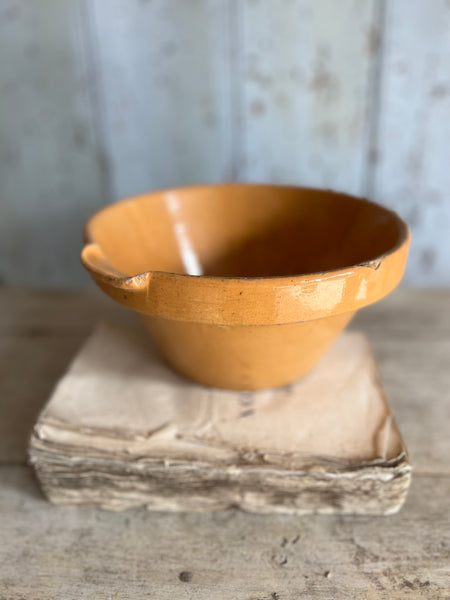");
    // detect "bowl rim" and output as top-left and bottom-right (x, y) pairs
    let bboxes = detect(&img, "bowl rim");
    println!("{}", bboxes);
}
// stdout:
(81, 183), (410, 325)
(83, 182), (409, 281)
